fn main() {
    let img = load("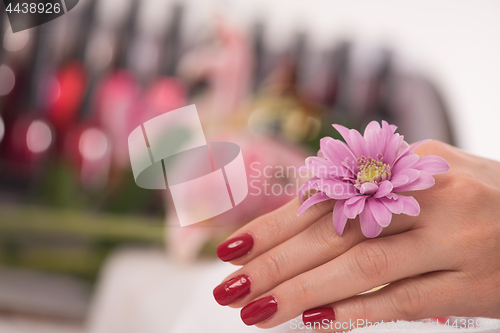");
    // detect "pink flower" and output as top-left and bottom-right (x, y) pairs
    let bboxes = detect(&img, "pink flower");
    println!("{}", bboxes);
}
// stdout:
(297, 121), (450, 238)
